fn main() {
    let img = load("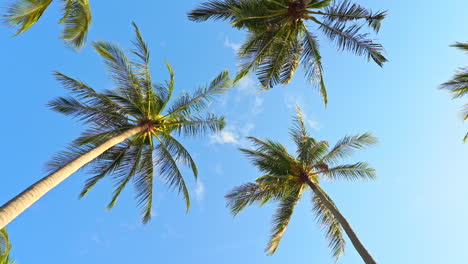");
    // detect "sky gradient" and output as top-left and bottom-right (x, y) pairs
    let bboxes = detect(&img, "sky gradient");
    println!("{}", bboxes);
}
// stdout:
(1, 0), (467, 263)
